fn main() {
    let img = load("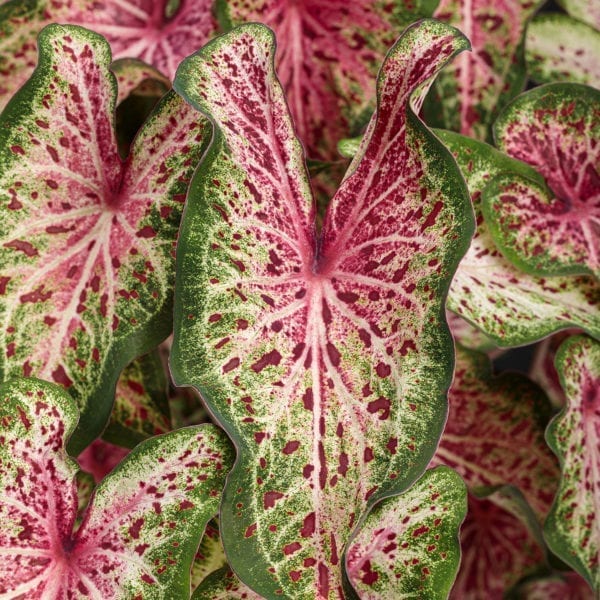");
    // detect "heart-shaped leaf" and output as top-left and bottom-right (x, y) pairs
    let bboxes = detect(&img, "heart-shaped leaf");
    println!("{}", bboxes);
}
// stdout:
(431, 346), (559, 520)
(451, 488), (547, 599)
(344, 467), (466, 599)
(220, 0), (437, 160)
(544, 335), (600, 591)
(526, 14), (600, 88)
(0, 0), (216, 109)
(111, 58), (171, 106)
(429, 0), (543, 140)
(77, 438), (130, 483)
(172, 19), (472, 597)
(437, 129), (600, 346)
(191, 519), (228, 591)
(484, 83), (600, 278)
(0, 377), (234, 598)
(0, 24), (209, 452)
